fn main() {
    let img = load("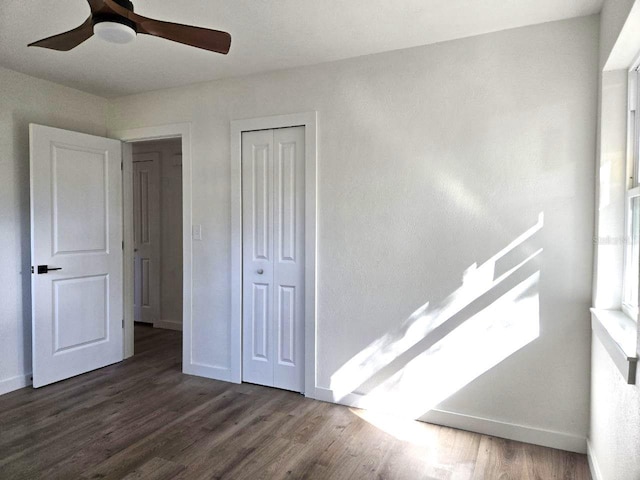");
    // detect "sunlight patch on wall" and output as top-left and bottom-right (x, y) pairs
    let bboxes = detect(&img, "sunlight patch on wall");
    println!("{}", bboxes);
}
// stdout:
(329, 213), (544, 405)
(600, 160), (612, 210)
(342, 271), (540, 419)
